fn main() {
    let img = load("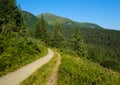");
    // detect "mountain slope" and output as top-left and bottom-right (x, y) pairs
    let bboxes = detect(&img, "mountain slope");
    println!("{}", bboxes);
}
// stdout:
(24, 11), (120, 72)
(38, 13), (120, 72)
(58, 52), (120, 85)
(37, 13), (103, 29)
(22, 11), (39, 29)
(37, 13), (73, 25)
